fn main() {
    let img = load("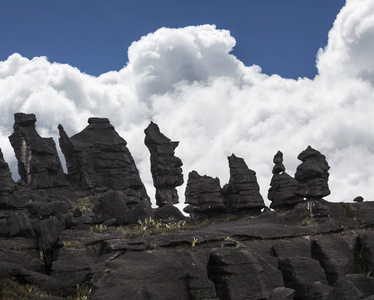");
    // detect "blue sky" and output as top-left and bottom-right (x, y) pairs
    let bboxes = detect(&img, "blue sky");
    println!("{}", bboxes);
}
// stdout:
(1, 0), (345, 78)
